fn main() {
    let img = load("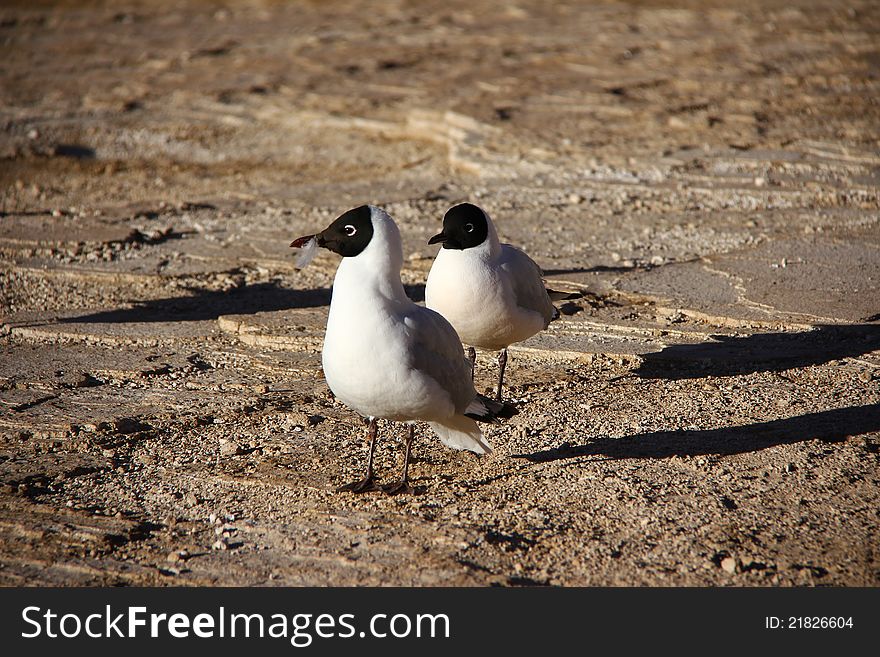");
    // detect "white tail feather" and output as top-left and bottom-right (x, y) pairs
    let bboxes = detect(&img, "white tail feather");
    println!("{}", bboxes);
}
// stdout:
(428, 416), (492, 455)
